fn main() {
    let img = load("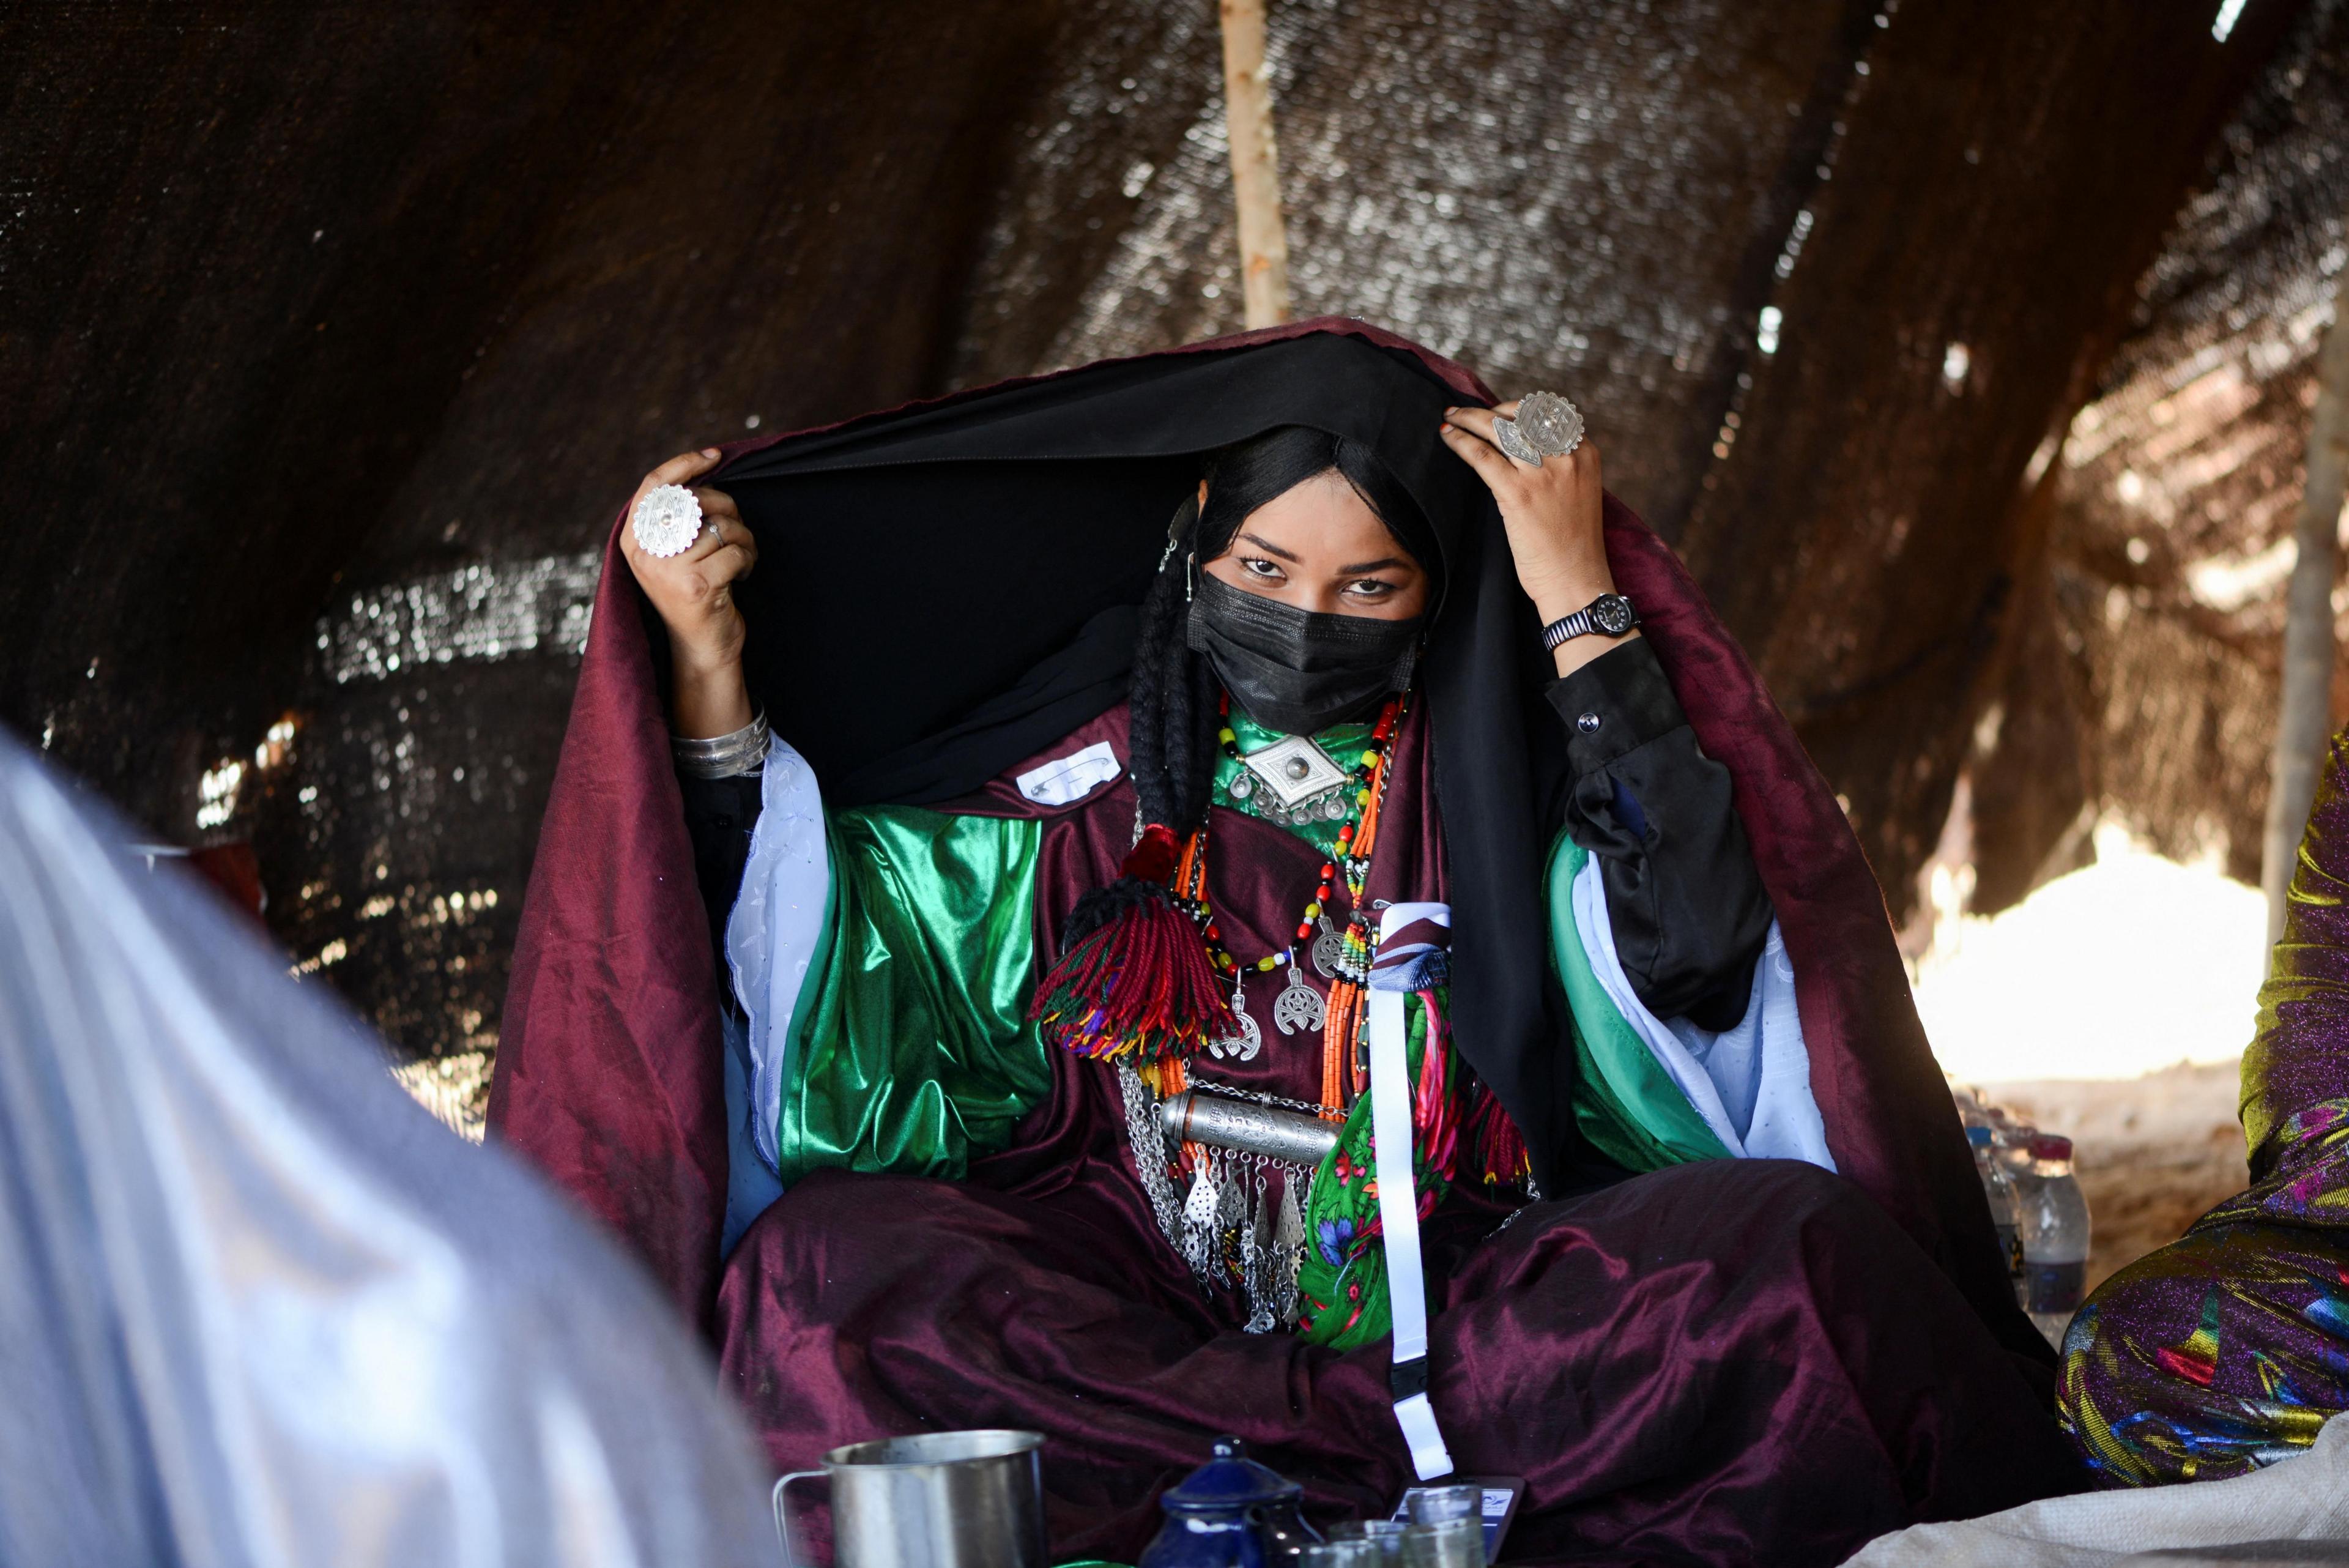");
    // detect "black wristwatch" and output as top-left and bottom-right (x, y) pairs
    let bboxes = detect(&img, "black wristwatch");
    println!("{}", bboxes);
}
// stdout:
(1540, 592), (1640, 650)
